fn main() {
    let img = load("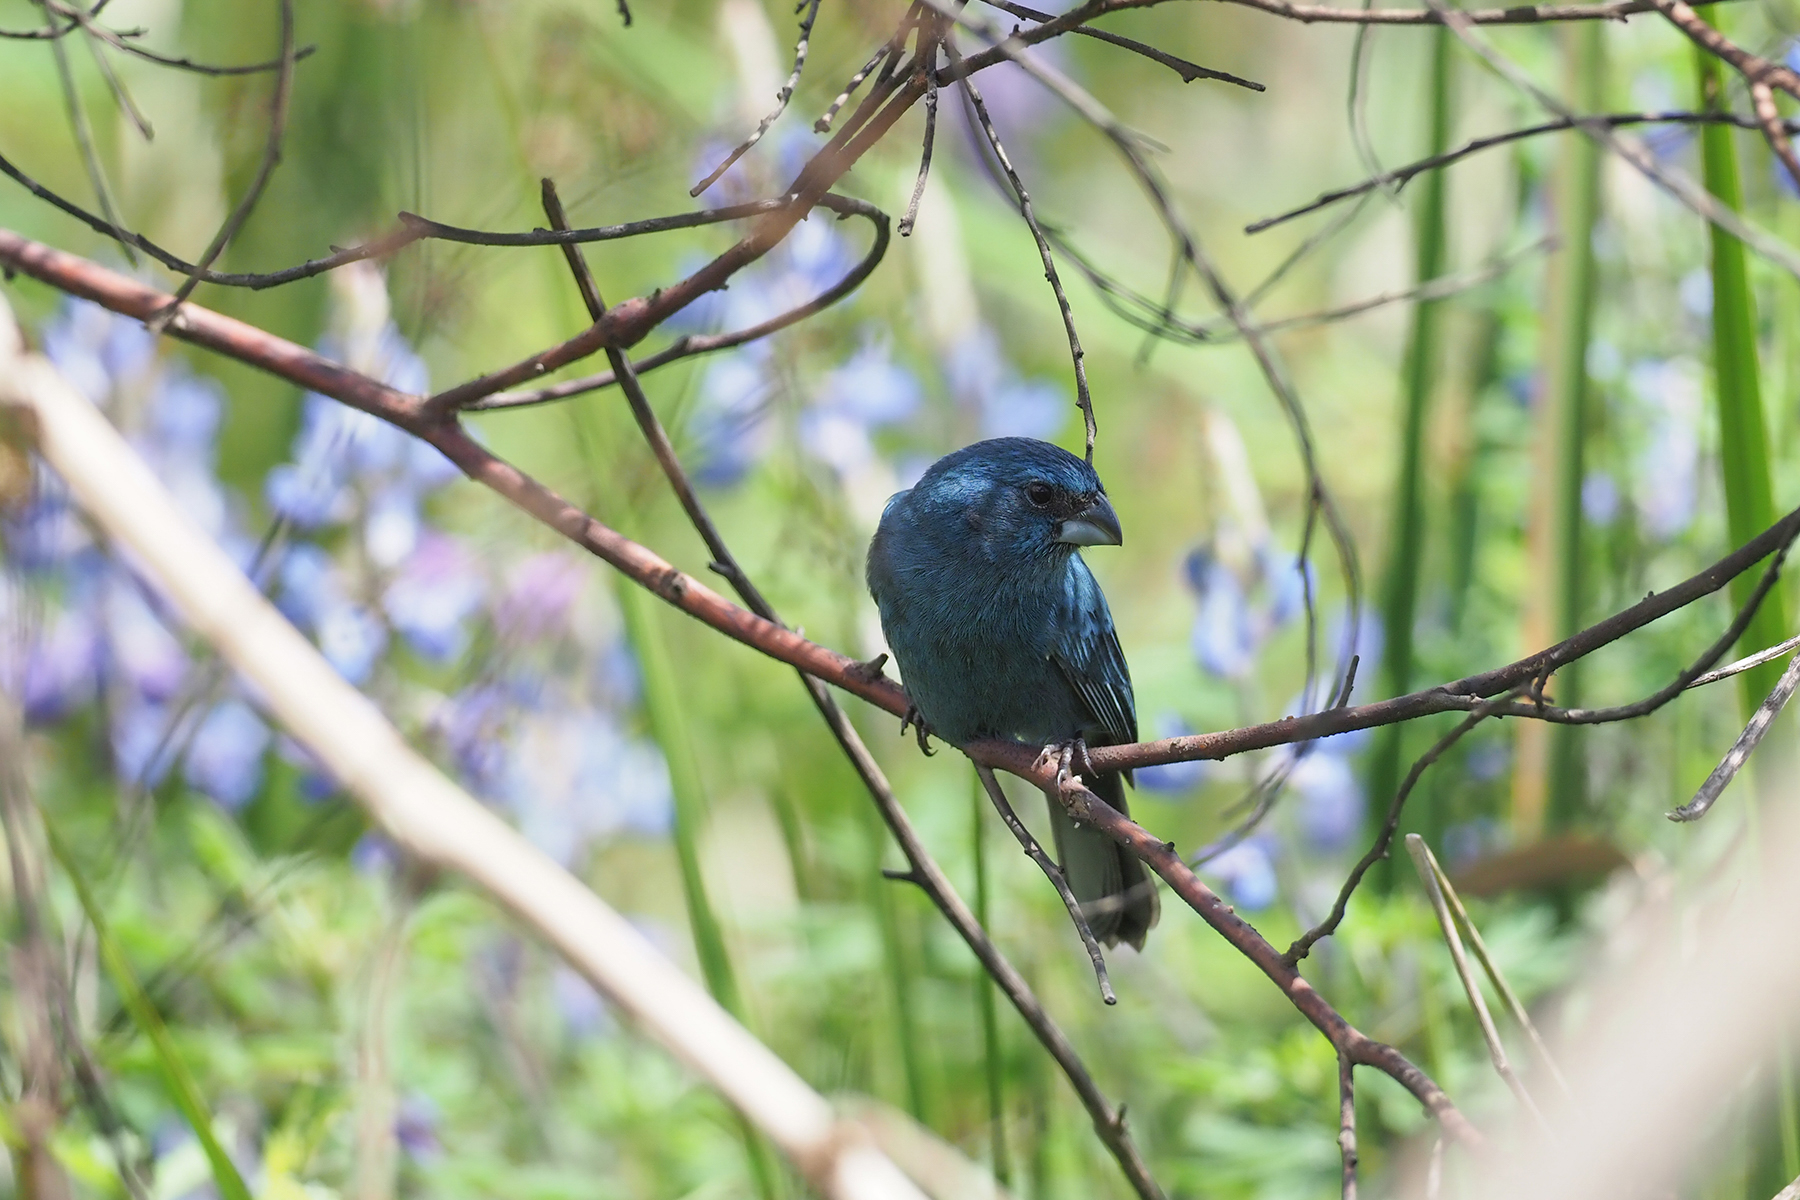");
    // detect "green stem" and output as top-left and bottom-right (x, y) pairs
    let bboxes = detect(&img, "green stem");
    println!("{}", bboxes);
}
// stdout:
(1546, 22), (1605, 830)
(972, 770), (1010, 1186)
(616, 578), (780, 1200)
(1695, 23), (1789, 716)
(1366, 25), (1452, 866)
